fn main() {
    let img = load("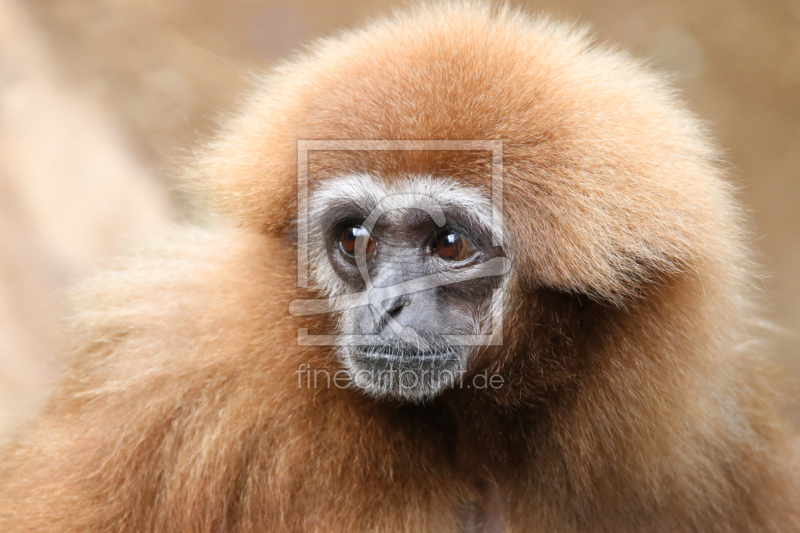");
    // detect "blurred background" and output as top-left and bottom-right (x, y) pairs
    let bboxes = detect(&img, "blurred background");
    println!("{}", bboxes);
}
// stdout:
(0, 0), (798, 431)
